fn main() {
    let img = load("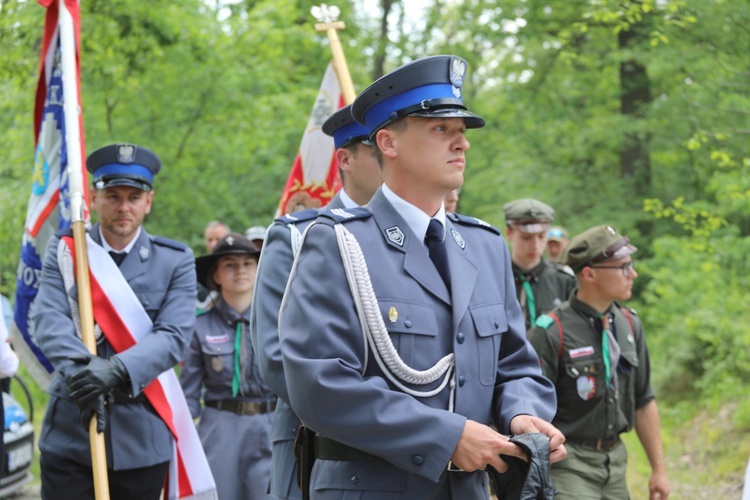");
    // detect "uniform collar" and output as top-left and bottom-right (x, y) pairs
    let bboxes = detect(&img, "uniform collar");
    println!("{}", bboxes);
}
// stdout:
(570, 291), (615, 321)
(381, 183), (446, 247)
(213, 296), (251, 325)
(99, 225), (142, 255)
(338, 188), (359, 209)
(512, 259), (547, 281)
